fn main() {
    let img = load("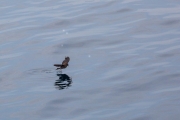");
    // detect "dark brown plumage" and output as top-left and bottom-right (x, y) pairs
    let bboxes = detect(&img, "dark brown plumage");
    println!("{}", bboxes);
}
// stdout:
(54, 56), (70, 69)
